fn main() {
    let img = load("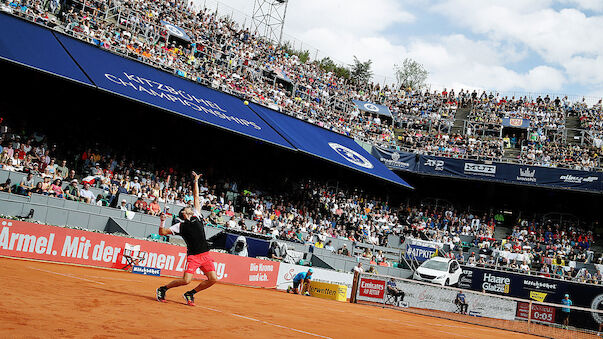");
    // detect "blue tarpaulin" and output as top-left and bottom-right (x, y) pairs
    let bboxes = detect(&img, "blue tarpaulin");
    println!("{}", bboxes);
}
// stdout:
(352, 100), (392, 118)
(248, 103), (413, 189)
(54, 33), (296, 151)
(0, 13), (93, 86)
